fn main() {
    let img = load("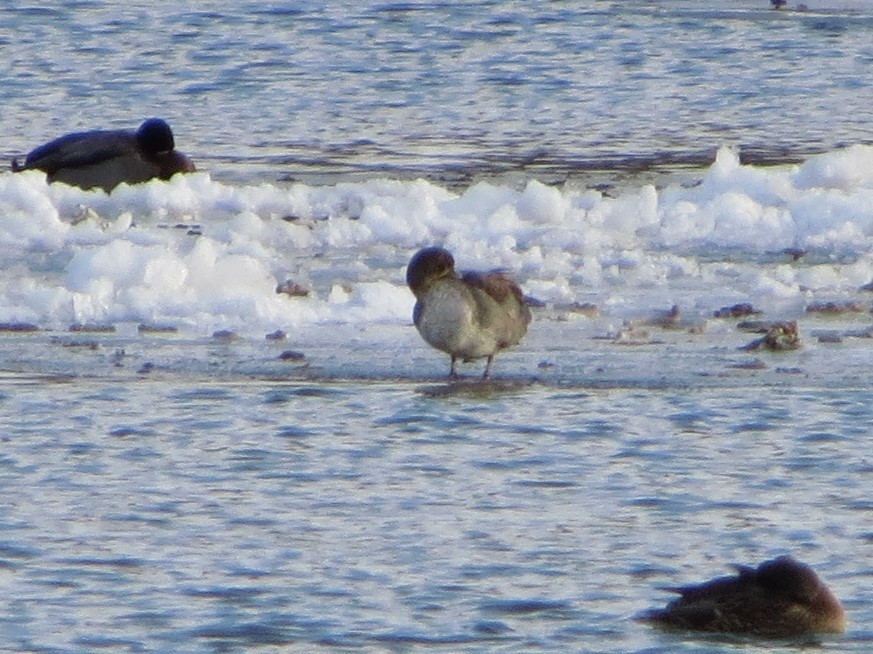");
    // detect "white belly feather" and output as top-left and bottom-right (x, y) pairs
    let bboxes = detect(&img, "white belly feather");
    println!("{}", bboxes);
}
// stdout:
(414, 282), (499, 360)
